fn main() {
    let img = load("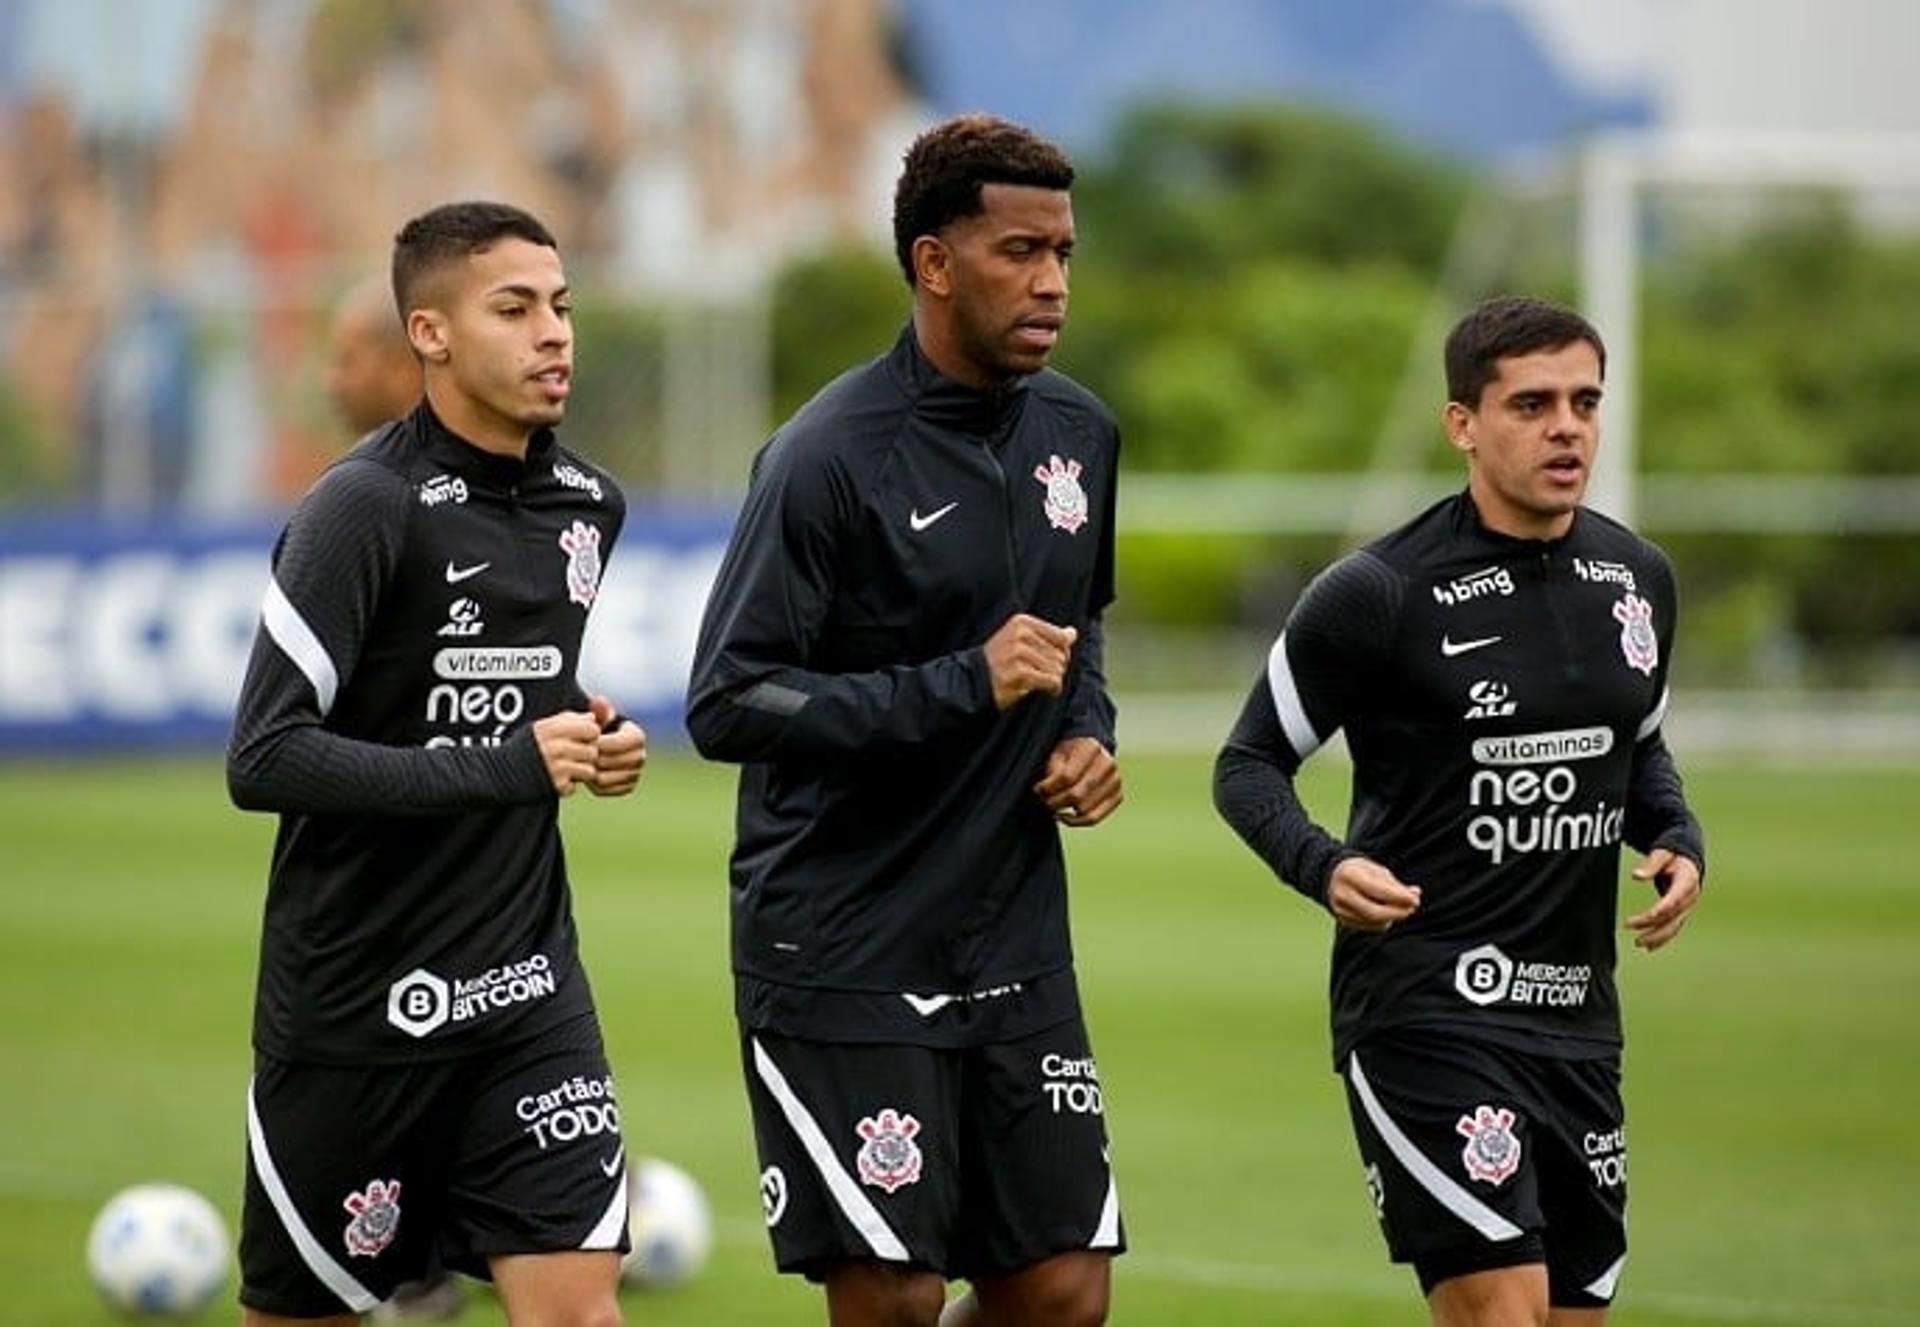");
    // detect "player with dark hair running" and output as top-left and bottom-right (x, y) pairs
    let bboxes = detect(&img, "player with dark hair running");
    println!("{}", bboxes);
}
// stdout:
(1216, 296), (1707, 1327)
(229, 200), (643, 1325)
(689, 114), (1123, 1327)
